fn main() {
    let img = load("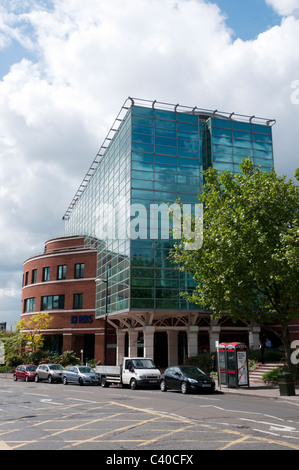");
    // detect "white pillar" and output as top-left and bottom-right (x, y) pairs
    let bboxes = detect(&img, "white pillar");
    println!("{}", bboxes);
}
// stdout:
(187, 326), (199, 358)
(116, 330), (126, 365)
(249, 325), (261, 349)
(143, 326), (155, 358)
(128, 329), (138, 357)
(209, 325), (221, 352)
(167, 330), (178, 366)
